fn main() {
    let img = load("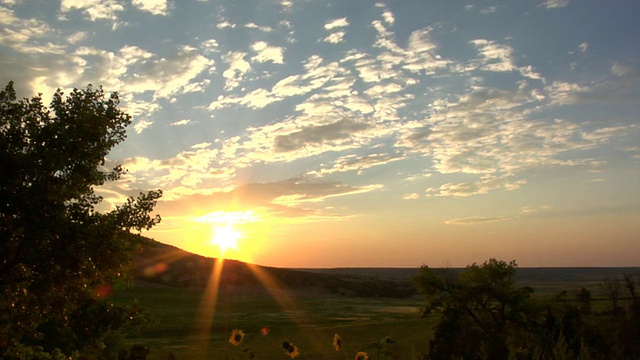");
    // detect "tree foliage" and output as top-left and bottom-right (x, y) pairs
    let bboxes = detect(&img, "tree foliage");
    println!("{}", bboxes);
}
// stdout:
(413, 259), (534, 360)
(414, 259), (640, 360)
(0, 81), (161, 358)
